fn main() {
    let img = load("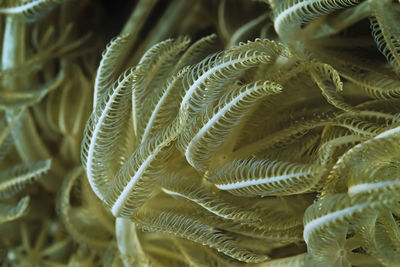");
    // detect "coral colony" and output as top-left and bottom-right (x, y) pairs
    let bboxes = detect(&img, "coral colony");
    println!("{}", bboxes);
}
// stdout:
(1, 0), (400, 266)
